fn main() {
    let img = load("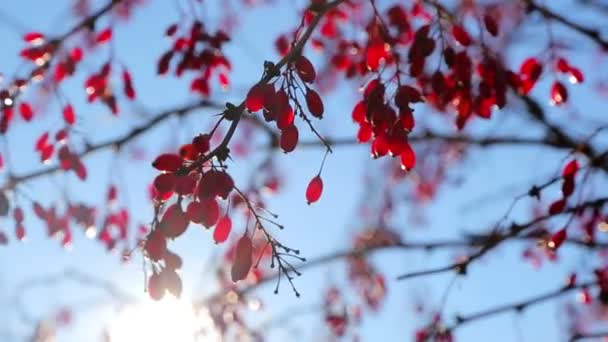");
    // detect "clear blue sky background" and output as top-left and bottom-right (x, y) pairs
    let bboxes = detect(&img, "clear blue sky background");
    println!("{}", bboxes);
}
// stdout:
(0, 1), (606, 341)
